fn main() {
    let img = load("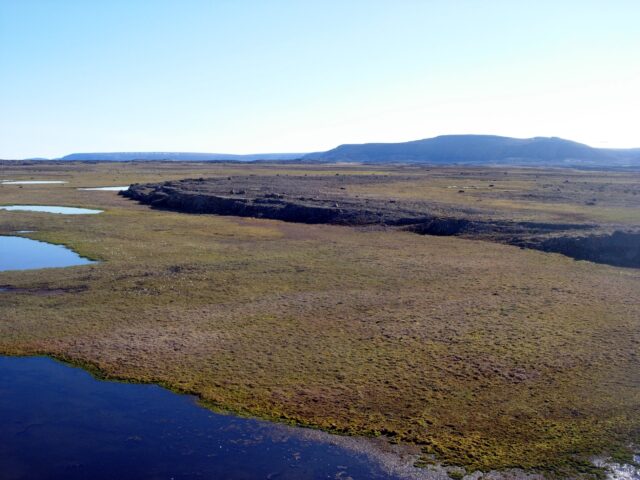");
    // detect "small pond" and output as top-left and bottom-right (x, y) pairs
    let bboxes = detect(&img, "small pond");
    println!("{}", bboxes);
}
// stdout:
(78, 186), (129, 191)
(1, 180), (67, 185)
(0, 205), (103, 214)
(0, 236), (95, 271)
(0, 356), (403, 480)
